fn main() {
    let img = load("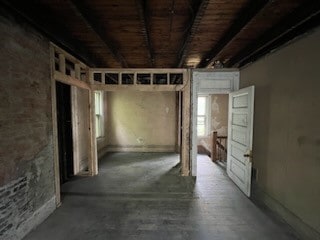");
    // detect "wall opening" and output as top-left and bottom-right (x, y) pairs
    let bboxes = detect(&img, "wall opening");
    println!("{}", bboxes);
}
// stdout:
(56, 82), (74, 184)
